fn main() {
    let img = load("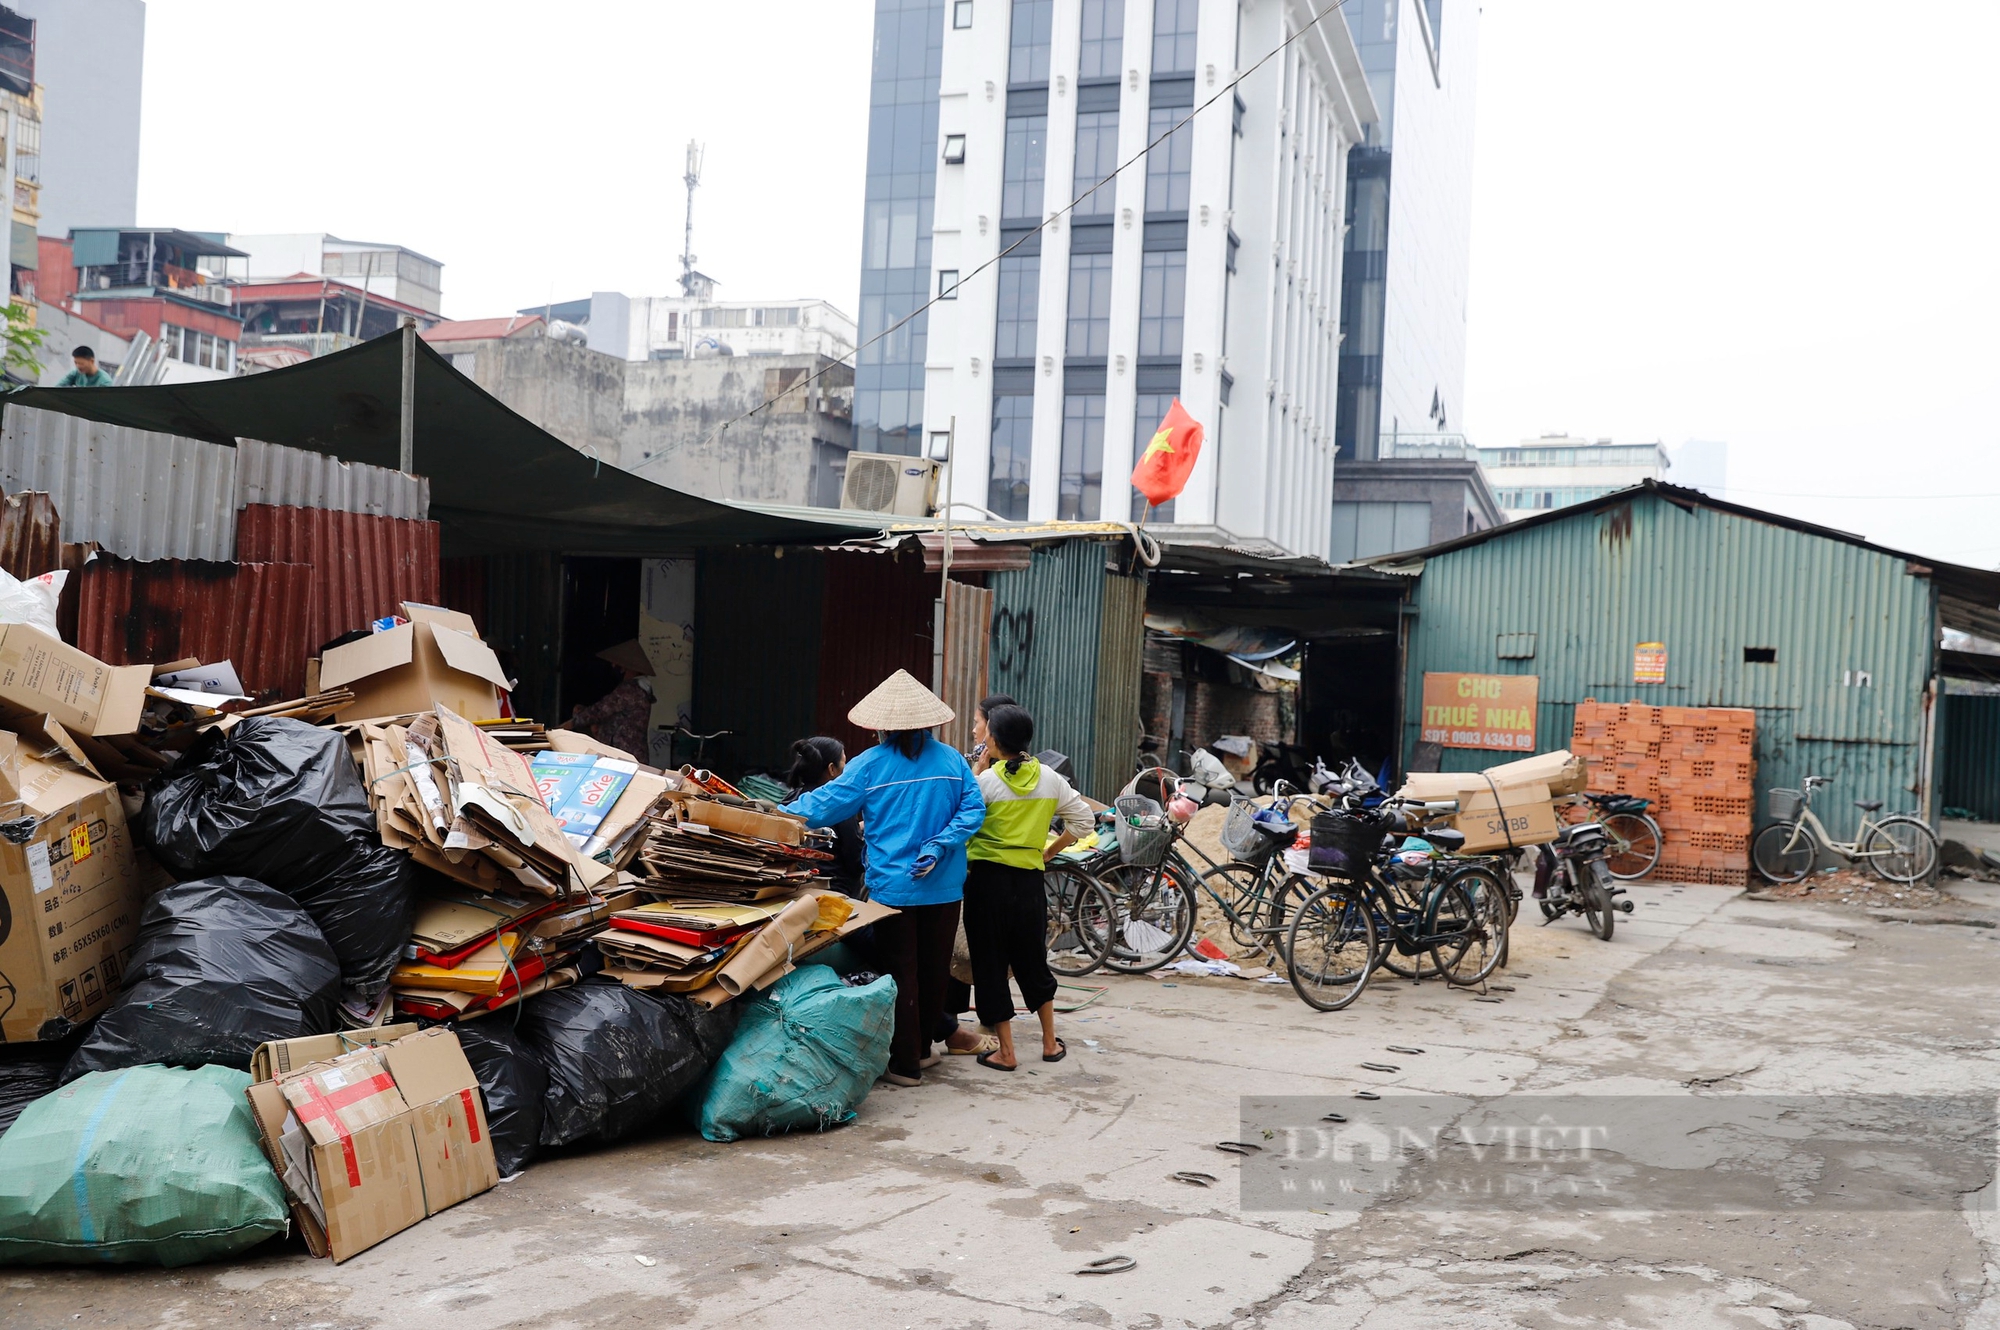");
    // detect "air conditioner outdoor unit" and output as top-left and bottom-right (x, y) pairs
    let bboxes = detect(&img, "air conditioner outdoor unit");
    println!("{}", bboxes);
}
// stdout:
(840, 453), (940, 516)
